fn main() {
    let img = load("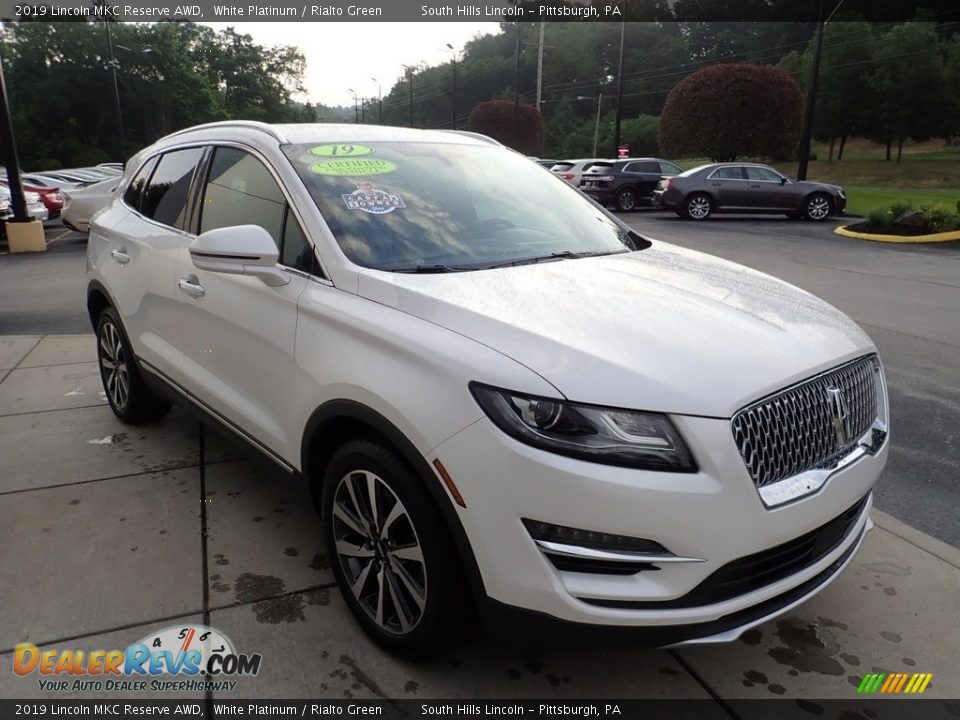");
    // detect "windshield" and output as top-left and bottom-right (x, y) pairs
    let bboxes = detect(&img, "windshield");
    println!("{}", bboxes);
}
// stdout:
(281, 142), (642, 272)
